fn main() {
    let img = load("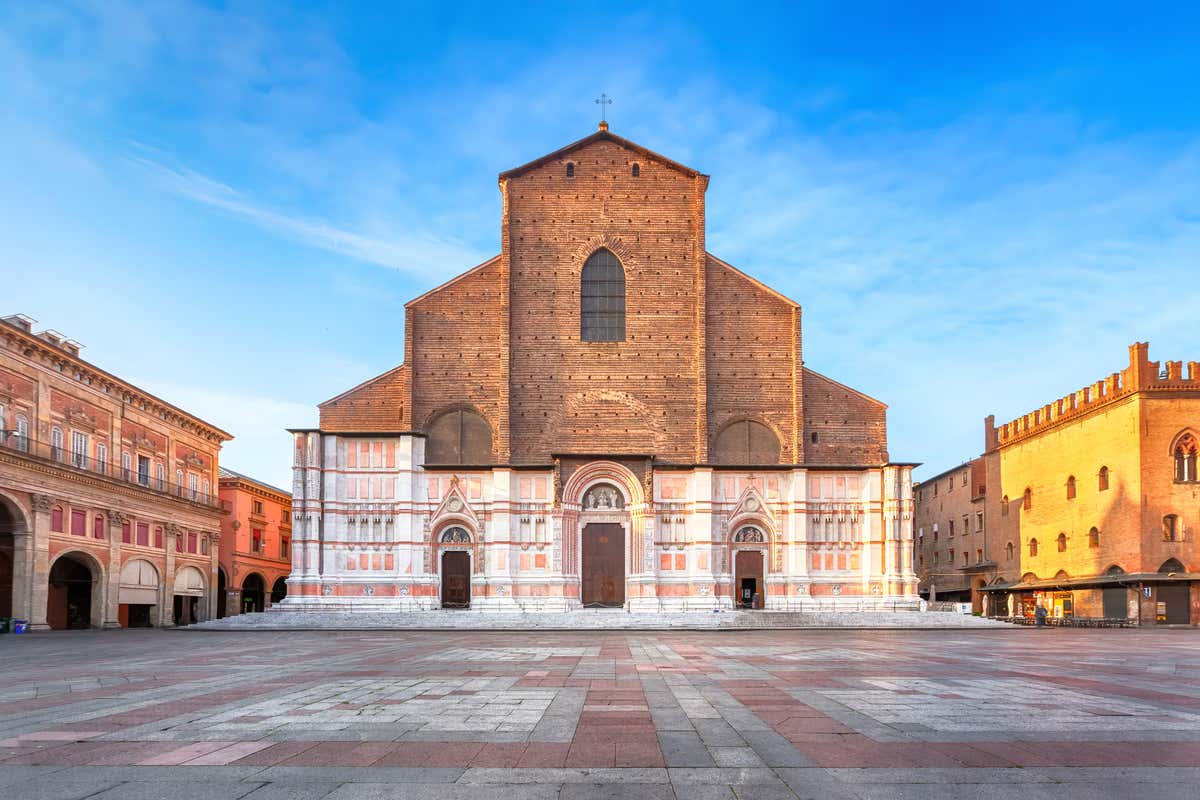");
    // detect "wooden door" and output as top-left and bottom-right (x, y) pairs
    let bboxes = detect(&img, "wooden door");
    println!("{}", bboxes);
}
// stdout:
(441, 551), (471, 609)
(734, 550), (764, 609)
(582, 524), (624, 607)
